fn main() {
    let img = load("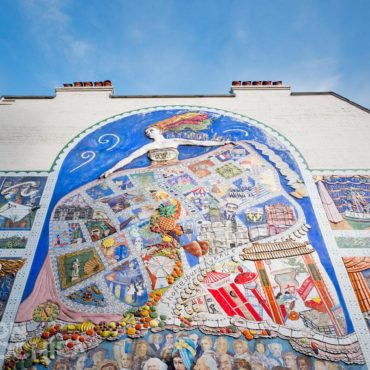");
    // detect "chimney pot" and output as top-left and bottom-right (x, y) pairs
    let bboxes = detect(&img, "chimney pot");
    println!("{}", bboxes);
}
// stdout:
(273, 81), (282, 86)
(252, 81), (262, 86)
(232, 81), (242, 86)
(242, 81), (252, 86)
